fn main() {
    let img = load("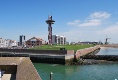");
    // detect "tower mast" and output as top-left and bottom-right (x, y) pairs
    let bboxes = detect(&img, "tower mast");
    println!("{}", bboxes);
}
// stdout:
(46, 16), (55, 44)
